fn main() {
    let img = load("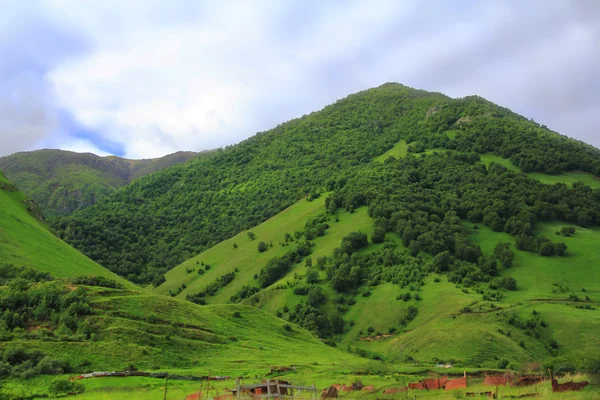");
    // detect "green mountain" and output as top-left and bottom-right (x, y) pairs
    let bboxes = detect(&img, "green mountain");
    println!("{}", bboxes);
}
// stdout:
(0, 149), (197, 217)
(45, 83), (600, 377)
(54, 83), (600, 284)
